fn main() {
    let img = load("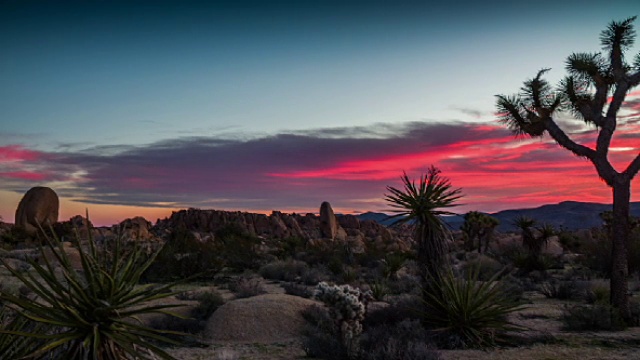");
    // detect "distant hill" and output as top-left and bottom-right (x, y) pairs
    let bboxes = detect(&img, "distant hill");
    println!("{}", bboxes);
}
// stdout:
(355, 201), (640, 232)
